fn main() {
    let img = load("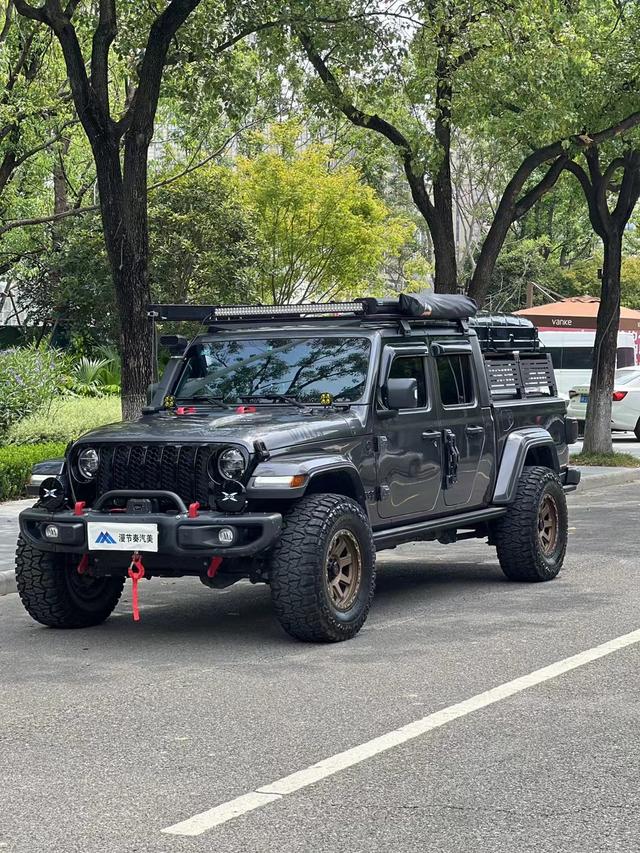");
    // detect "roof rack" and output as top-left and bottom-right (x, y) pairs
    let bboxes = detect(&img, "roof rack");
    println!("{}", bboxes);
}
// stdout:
(147, 293), (477, 327)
